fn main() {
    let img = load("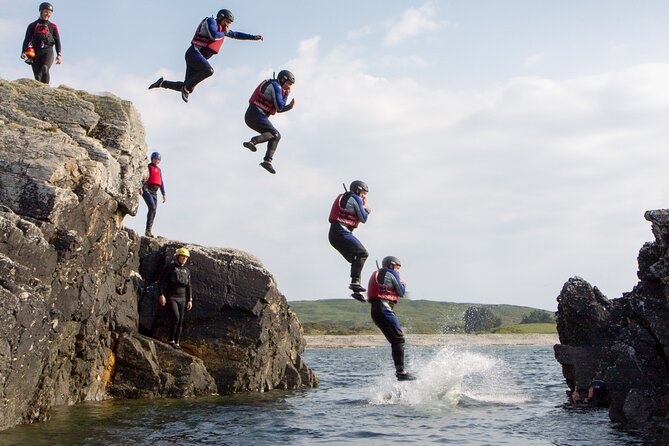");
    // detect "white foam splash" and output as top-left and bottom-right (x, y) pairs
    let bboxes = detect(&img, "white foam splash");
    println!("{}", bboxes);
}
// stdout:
(369, 346), (531, 408)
